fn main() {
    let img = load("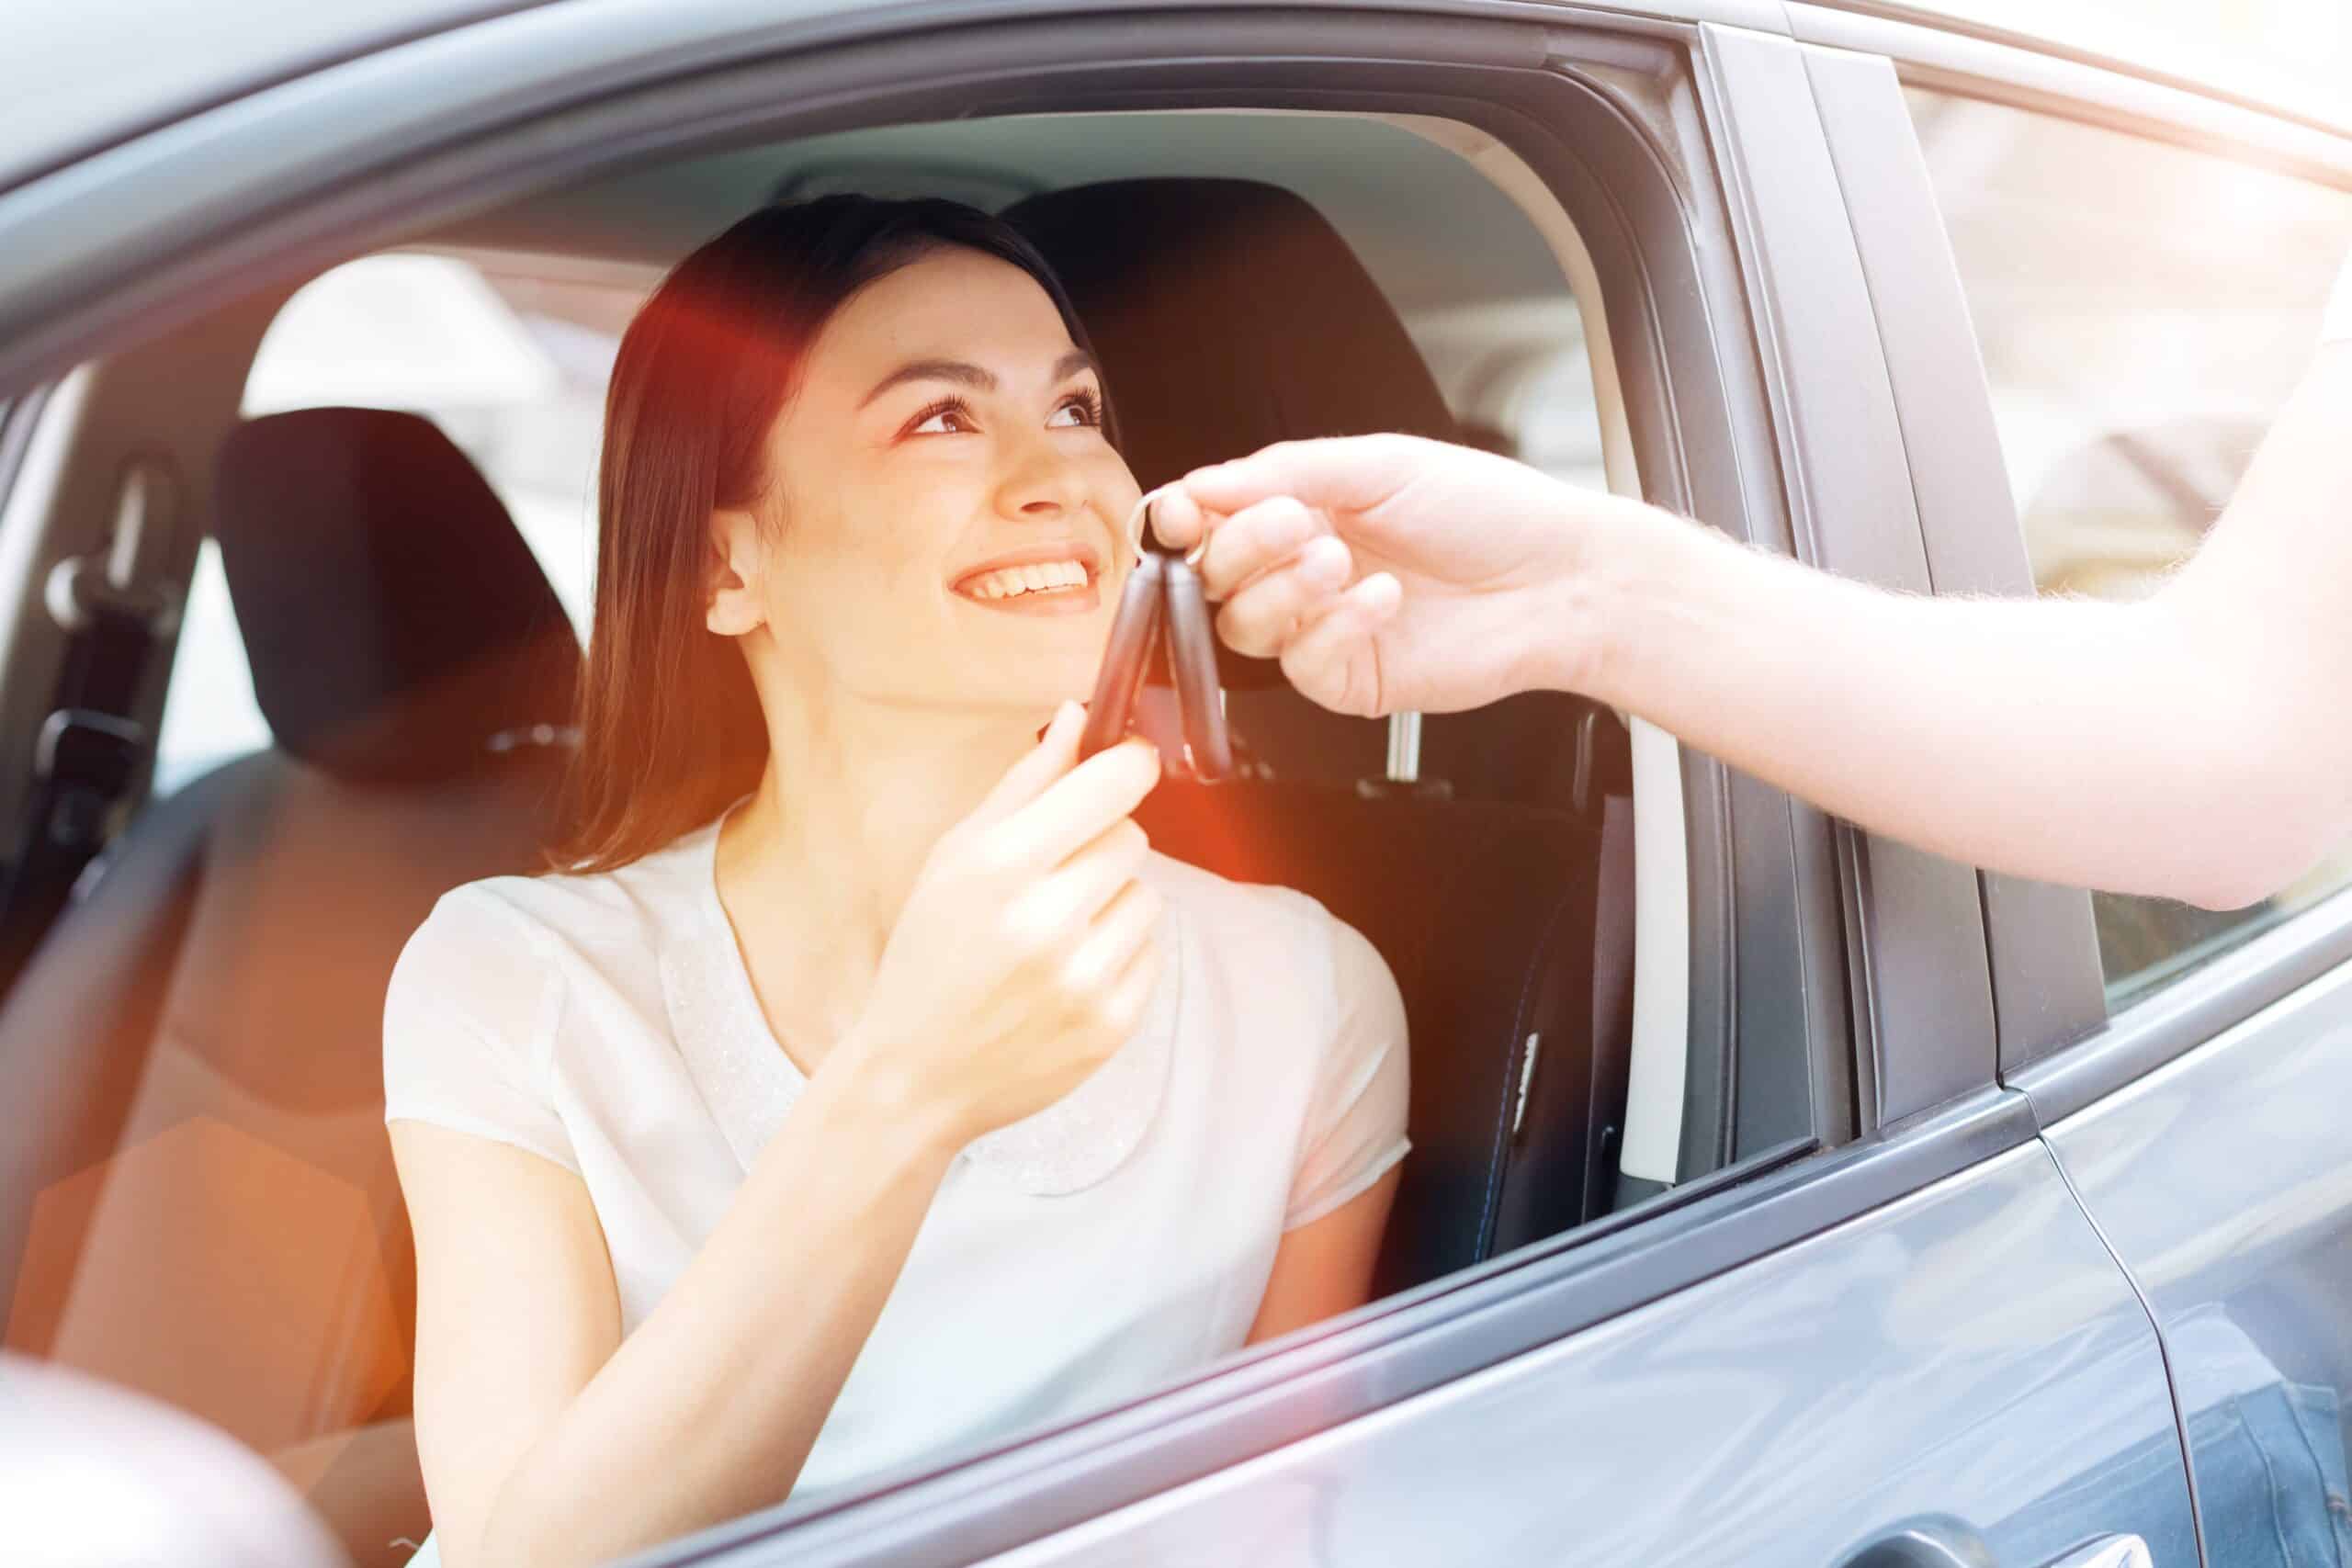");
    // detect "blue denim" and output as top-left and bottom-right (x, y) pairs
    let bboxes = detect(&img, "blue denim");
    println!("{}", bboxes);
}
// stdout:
(2187, 1380), (2352, 1568)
